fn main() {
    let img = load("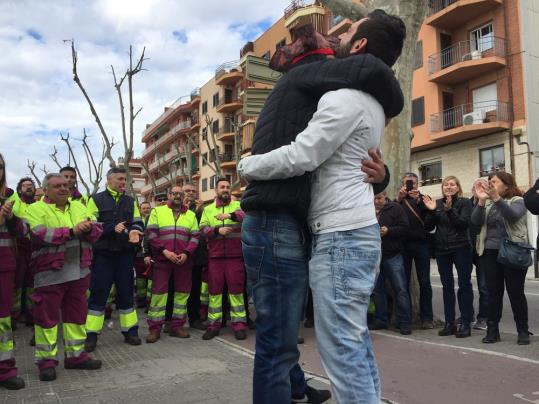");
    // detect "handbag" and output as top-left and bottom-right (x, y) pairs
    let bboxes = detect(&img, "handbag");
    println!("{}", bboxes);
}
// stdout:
(497, 238), (534, 270)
